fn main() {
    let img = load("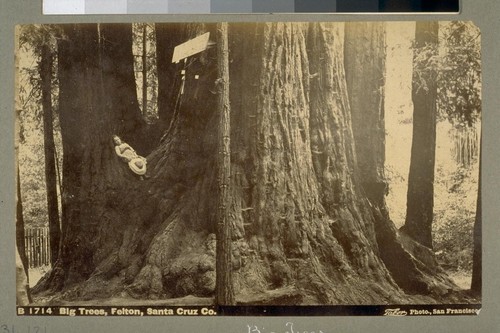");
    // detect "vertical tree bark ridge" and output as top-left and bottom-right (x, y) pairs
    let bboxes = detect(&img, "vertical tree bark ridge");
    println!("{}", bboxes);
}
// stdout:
(308, 23), (386, 277)
(401, 21), (439, 249)
(215, 22), (235, 306)
(40, 42), (62, 266)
